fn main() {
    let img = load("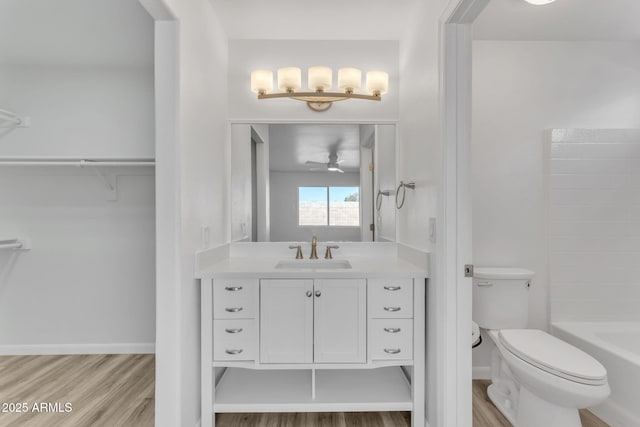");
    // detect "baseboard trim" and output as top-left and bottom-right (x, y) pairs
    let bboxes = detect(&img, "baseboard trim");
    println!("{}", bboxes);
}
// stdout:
(590, 398), (639, 427)
(473, 366), (491, 380)
(0, 343), (155, 355)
